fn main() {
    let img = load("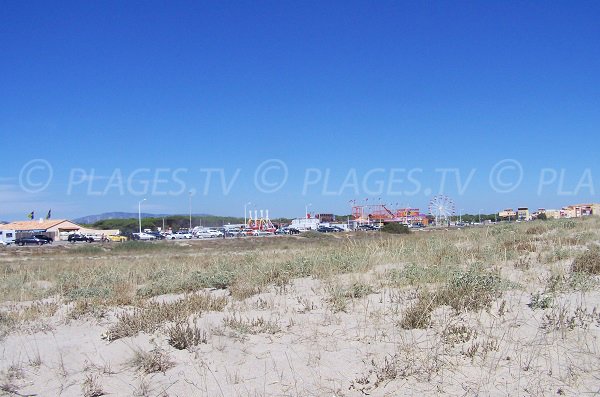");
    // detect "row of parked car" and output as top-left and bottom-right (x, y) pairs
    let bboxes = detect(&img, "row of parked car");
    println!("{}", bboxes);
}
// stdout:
(130, 226), (307, 241)
(12, 234), (54, 246)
